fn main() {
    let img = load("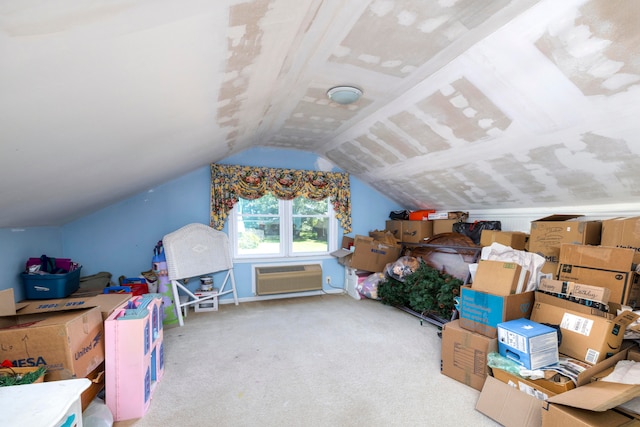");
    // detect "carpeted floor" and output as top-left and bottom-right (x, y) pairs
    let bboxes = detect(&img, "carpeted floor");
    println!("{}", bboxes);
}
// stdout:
(113, 294), (499, 427)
